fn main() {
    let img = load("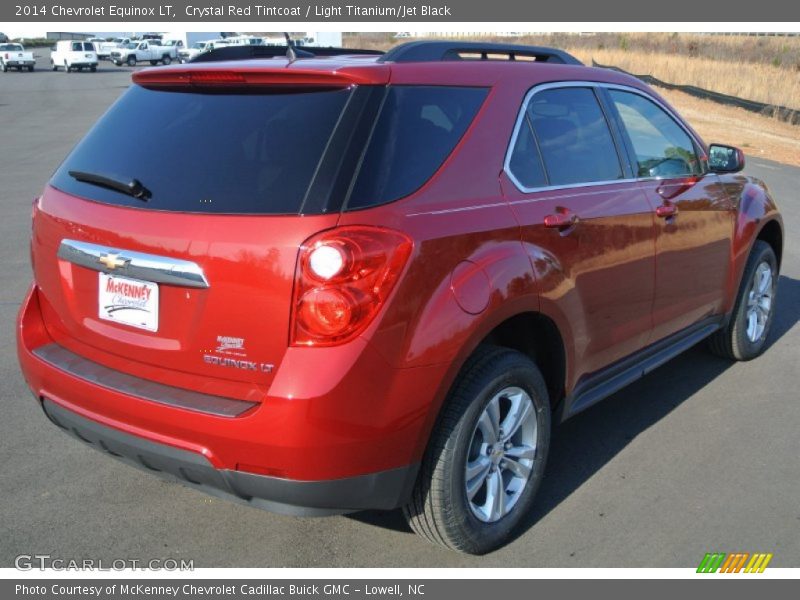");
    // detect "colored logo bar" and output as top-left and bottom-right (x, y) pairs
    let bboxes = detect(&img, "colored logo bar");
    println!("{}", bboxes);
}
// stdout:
(697, 552), (773, 573)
